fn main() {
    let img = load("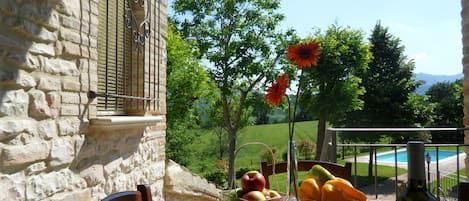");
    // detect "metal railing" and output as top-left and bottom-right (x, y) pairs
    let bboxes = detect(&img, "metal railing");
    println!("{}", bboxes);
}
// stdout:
(321, 127), (469, 201)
